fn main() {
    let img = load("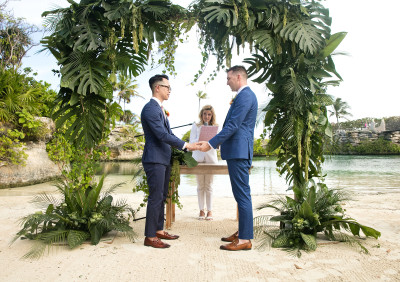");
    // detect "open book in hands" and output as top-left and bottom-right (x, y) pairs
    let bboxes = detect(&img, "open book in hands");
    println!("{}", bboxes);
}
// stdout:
(198, 125), (218, 142)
